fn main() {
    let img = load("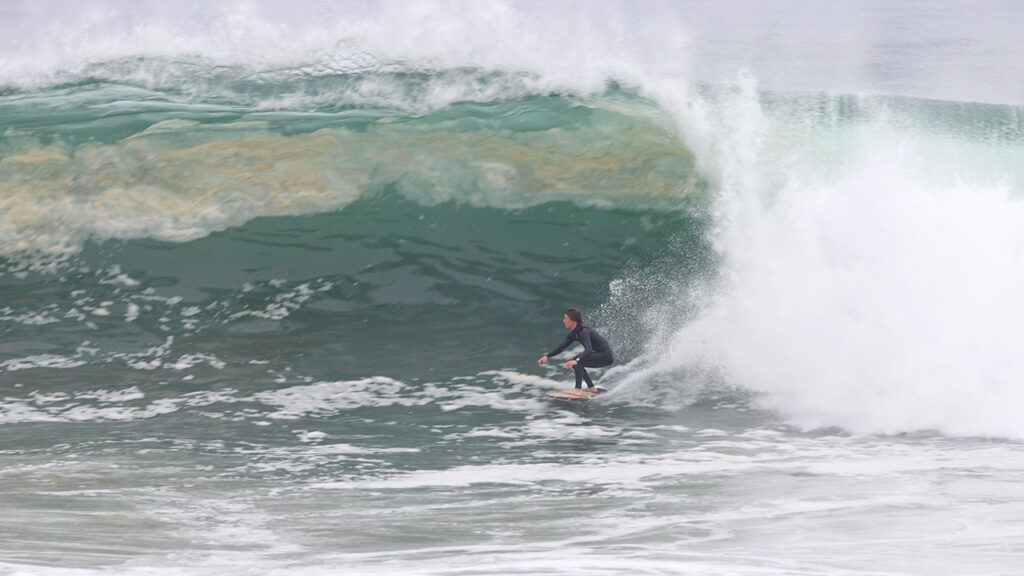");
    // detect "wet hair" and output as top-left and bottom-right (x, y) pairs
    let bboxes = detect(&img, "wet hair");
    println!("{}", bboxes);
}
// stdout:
(564, 307), (583, 325)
